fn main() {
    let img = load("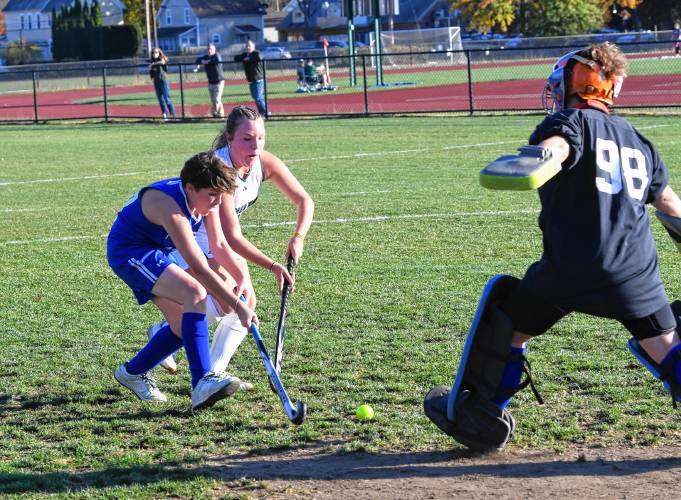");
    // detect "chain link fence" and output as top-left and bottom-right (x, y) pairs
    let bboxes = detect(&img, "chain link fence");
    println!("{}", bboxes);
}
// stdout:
(1, 40), (680, 122)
